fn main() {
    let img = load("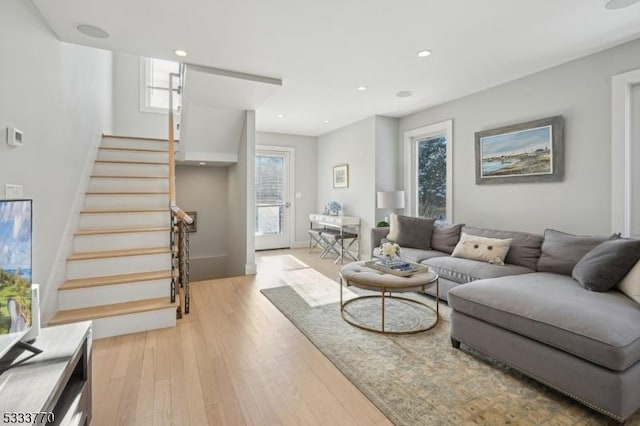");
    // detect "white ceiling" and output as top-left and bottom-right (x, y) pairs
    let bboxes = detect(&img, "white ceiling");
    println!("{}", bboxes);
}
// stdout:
(33, 0), (640, 136)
